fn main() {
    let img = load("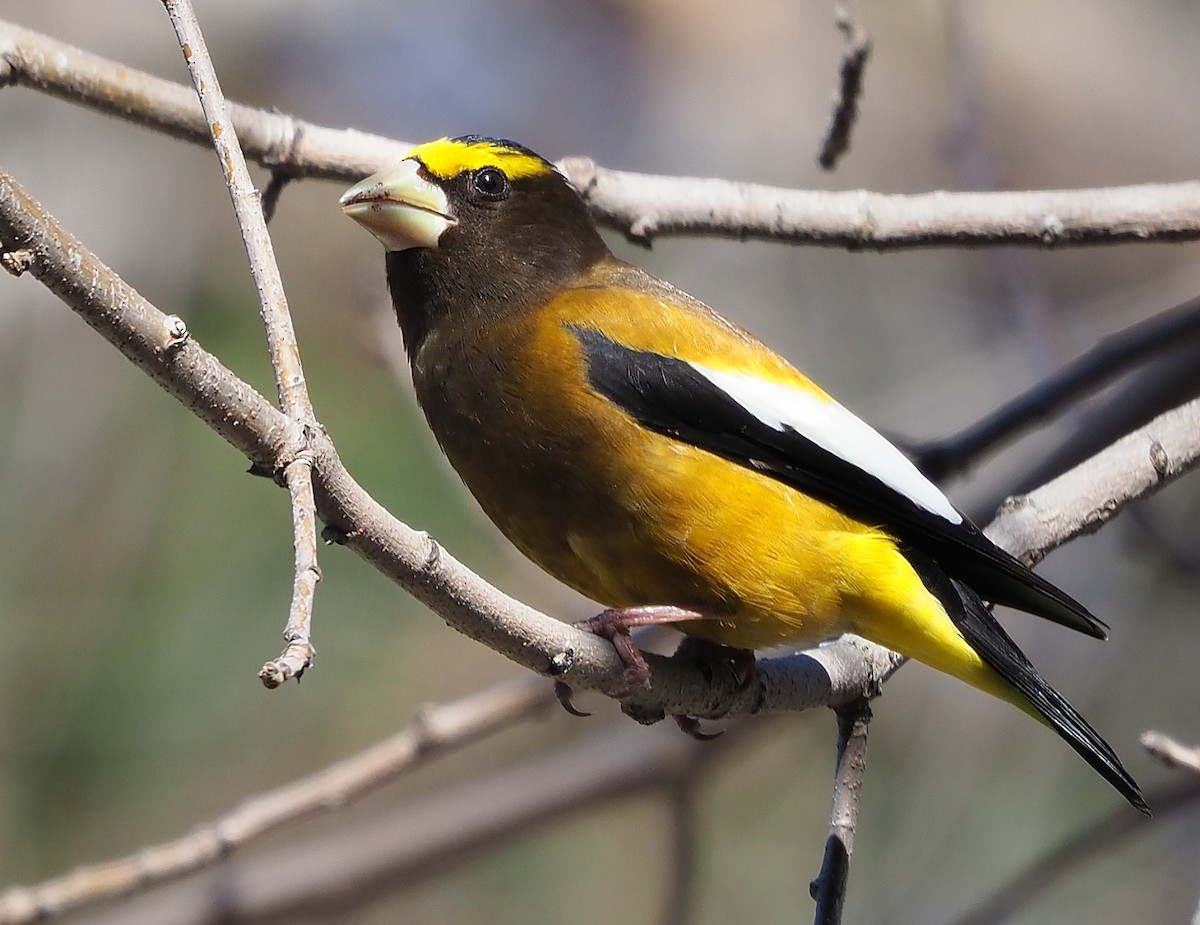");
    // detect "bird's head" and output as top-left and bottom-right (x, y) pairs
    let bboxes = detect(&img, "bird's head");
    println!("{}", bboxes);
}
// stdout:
(341, 136), (609, 350)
